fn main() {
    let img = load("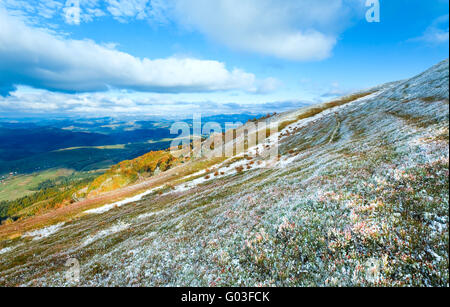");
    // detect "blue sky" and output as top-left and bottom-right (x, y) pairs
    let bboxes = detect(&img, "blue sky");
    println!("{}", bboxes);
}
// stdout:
(0, 0), (448, 118)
